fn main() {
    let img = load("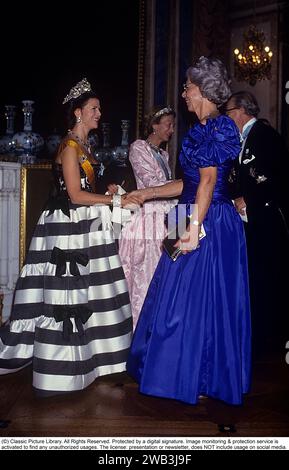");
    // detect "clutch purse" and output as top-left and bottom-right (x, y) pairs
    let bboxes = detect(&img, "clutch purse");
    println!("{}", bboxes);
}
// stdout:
(163, 217), (206, 261)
